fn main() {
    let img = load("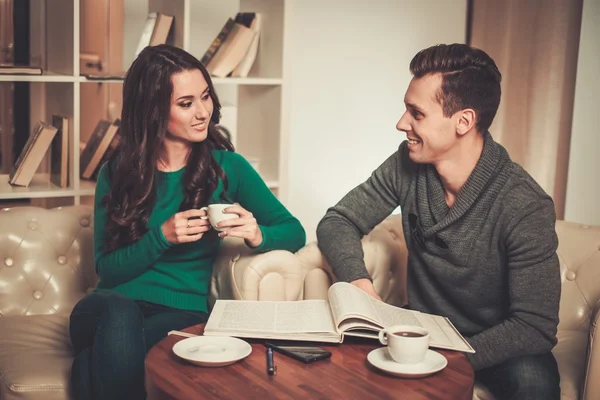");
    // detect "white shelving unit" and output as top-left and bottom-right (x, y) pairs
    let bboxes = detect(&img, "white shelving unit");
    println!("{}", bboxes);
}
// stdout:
(0, 0), (292, 205)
